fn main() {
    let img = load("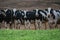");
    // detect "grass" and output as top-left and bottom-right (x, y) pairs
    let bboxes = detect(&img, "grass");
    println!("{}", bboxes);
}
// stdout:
(0, 29), (60, 40)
